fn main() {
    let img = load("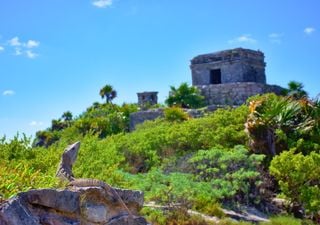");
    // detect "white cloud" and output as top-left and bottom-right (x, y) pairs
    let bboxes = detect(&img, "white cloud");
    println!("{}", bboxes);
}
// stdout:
(9, 36), (21, 46)
(29, 121), (44, 127)
(228, 34), (257, 44)
(0, 46), (4, 52)
(3, 90), (15, 96)
(6, 37), (40, 58)
(269, 33), (283, 44)
(26, 50), (38, 59)
(92, 0), (113, 8)
(269, 33), (282, 38)
(25, 40), (40, 48)
(304, 27), (315, 35)
(14, 48), (22, 56)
